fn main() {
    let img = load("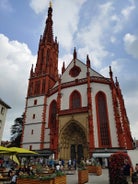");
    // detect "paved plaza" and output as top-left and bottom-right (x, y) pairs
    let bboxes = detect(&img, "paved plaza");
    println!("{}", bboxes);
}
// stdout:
(67, 169), (109, 184)
(67, 149), (138, 184)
